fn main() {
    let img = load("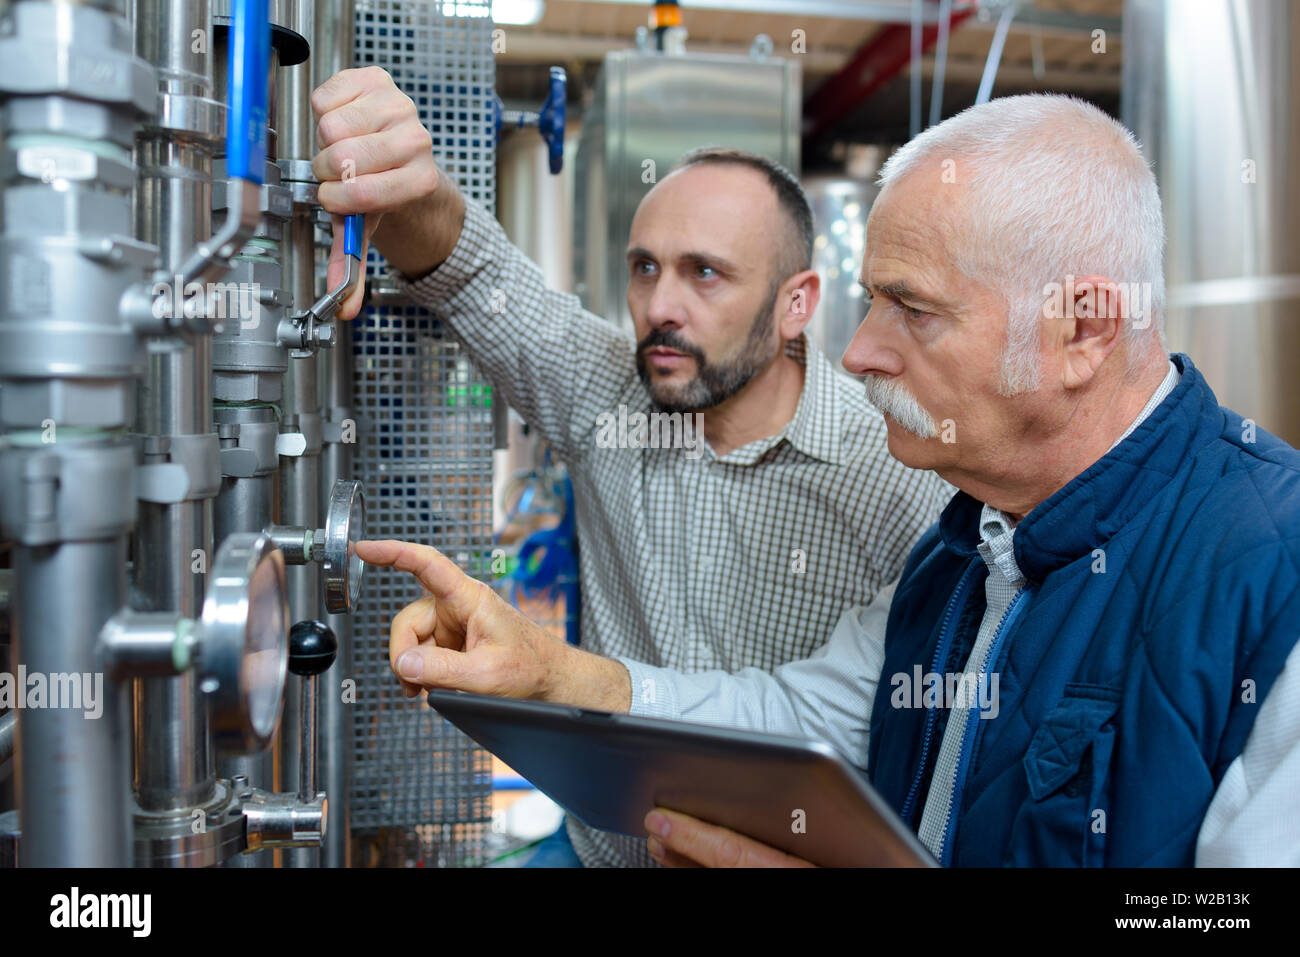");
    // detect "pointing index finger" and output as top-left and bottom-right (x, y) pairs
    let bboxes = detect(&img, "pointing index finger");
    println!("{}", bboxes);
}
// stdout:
(355, 539), (482, 611)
